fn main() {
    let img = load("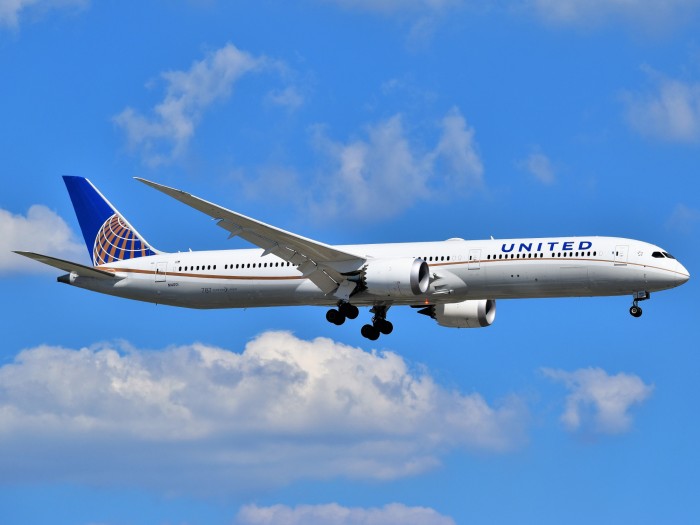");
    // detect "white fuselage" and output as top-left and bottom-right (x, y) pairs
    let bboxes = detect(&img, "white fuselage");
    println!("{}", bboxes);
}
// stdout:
(66, 236), (689, 309)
